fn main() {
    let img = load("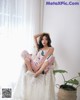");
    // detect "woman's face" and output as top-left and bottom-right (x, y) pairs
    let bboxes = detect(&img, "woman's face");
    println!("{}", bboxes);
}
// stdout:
(41, 36), (48, 47)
